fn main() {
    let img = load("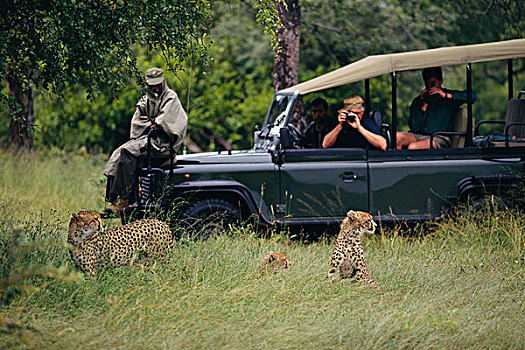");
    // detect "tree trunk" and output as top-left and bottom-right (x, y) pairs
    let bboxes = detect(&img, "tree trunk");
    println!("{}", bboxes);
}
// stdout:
(8, 78), (34, 149)
(273, 0), (307, 133)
